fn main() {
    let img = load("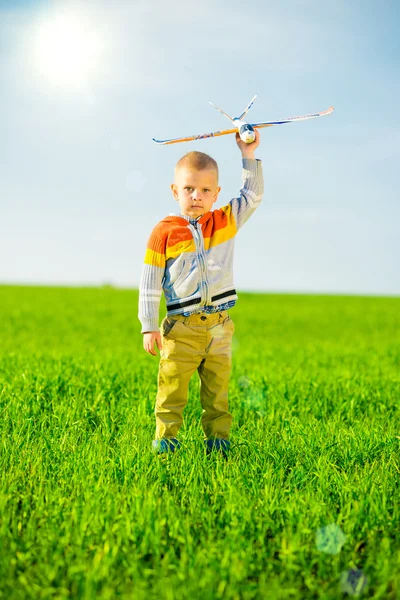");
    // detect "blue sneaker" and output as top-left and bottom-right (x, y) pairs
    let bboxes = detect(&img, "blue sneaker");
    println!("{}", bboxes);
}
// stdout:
(152, 438), (181, 454)
(204, 438), (231, 455)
